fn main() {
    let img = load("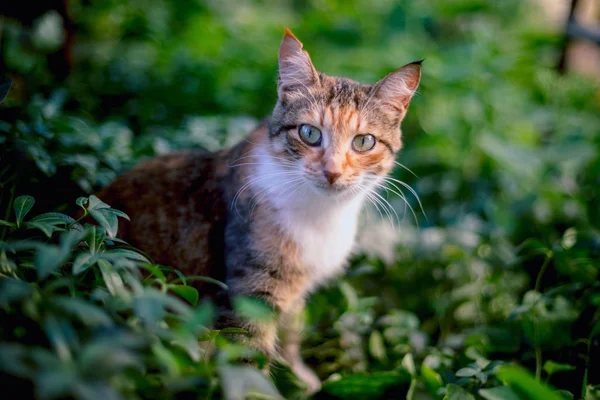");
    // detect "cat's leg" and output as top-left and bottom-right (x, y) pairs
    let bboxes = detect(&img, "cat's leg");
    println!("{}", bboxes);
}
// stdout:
(279, 299), (321, 394)
(215, 307), (278, 368)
